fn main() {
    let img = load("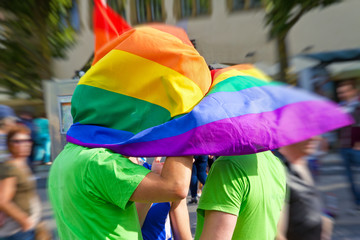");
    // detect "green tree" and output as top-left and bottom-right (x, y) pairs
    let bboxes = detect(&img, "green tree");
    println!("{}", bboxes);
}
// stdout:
(262, 0), (341, 82)
(0, 0), (77, 98)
